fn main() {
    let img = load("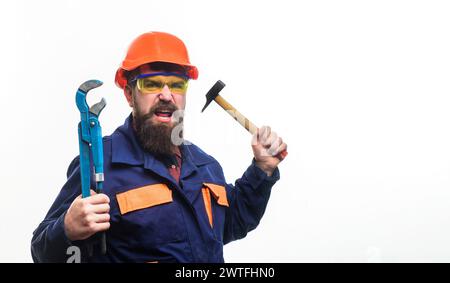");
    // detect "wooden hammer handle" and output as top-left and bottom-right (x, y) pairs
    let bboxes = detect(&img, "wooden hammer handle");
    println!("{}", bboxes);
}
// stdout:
(214, 95), (258, 135)
(214, 95), (288, 159)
